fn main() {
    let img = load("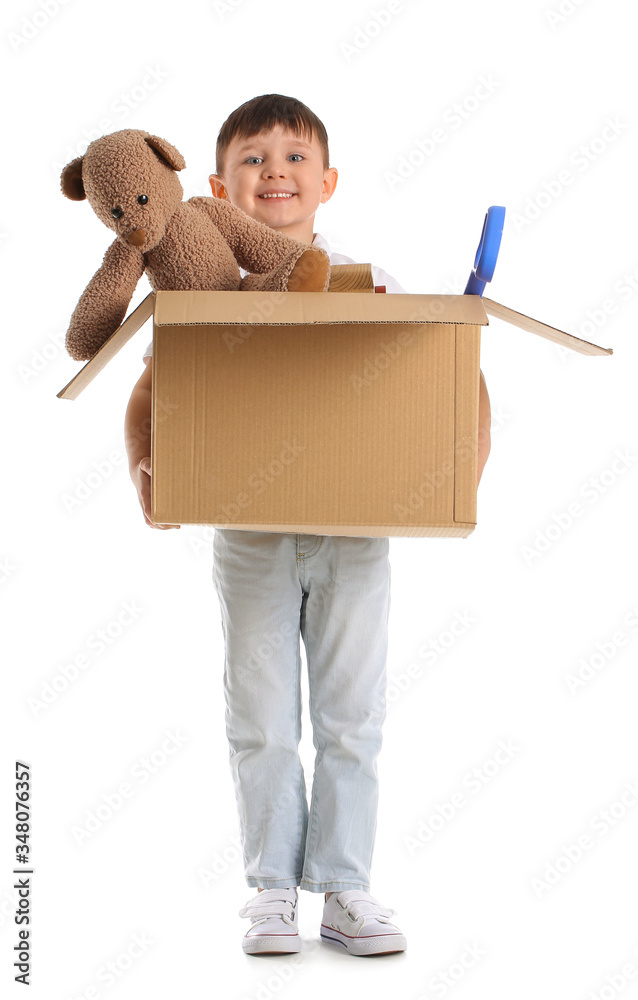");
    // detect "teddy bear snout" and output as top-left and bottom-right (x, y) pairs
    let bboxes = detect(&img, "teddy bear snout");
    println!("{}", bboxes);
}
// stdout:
(126, 228), (147, 247)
